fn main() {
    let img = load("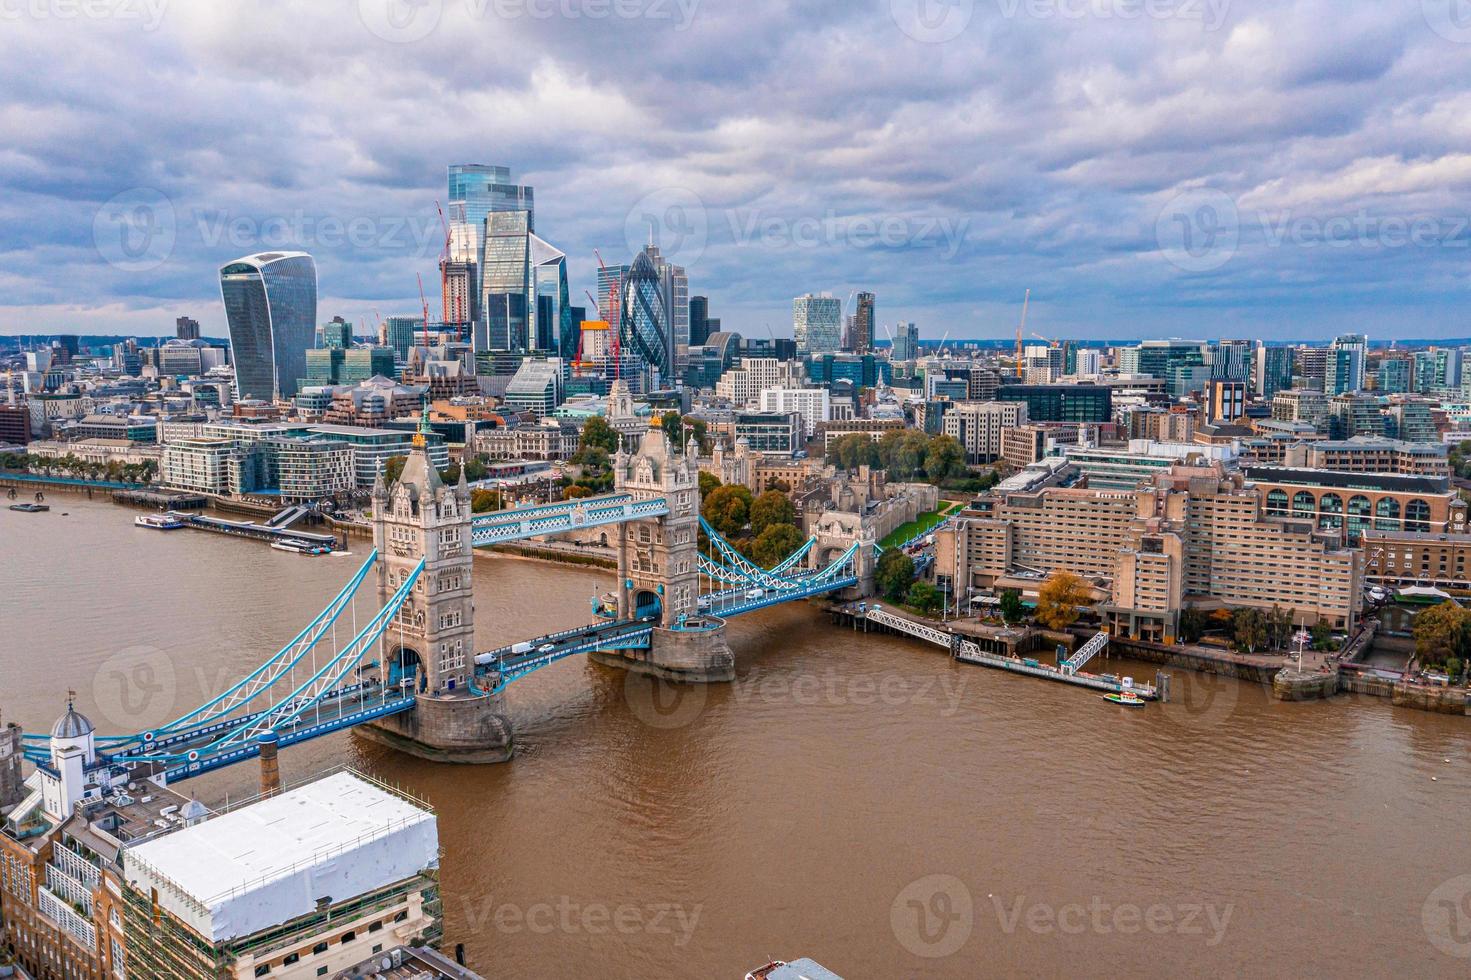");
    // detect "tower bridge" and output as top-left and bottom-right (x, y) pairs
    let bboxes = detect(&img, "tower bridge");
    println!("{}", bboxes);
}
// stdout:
(19, 416), (866, 791)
